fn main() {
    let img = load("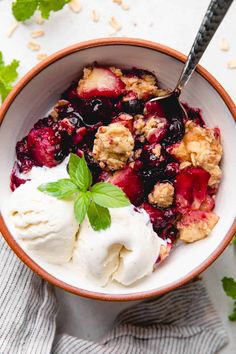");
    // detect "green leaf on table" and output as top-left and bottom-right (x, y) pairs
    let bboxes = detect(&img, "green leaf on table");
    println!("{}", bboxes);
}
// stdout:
(87, 202), (111, 231)
(12, 0), (70, 21)
(38, 179), (78, 199)
(222, 277), (236, 299)
(12, 0), (38, 22)
(229, 301), (236, 321)
(74, 192), (91, 224)
(39, 0), (70, 19)
(69, 153), (92, 191)
(91, 182), (130, 208)
(0, 52), (19, 103)
(232, 234), (236, 246)
(222, 277), (236, 321)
